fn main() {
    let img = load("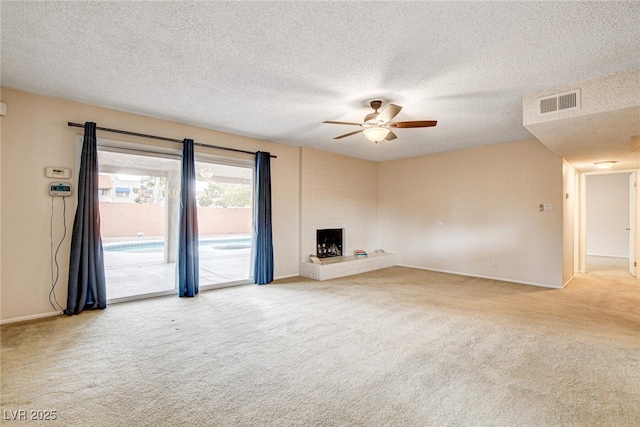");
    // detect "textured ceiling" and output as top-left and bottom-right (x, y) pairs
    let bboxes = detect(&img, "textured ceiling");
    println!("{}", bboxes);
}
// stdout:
(2, 1), (639, 164)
